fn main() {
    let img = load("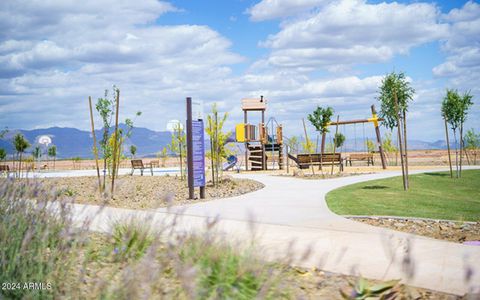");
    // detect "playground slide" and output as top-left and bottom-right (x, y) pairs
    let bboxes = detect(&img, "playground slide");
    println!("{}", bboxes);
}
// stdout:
(223, 155), (238, 171)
